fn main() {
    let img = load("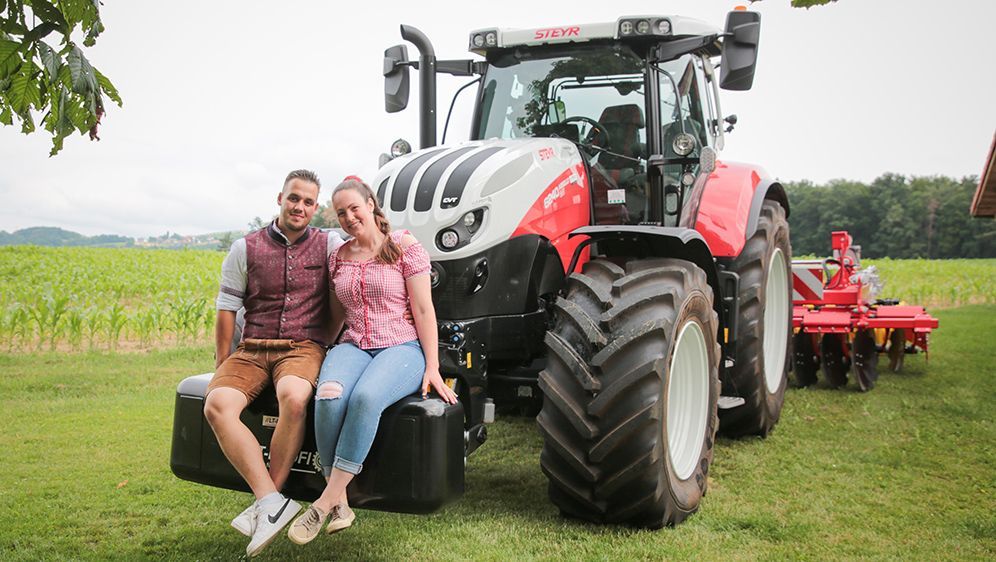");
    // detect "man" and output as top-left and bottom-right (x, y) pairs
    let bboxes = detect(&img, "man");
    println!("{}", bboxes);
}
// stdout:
(204, 169), (344, 557)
